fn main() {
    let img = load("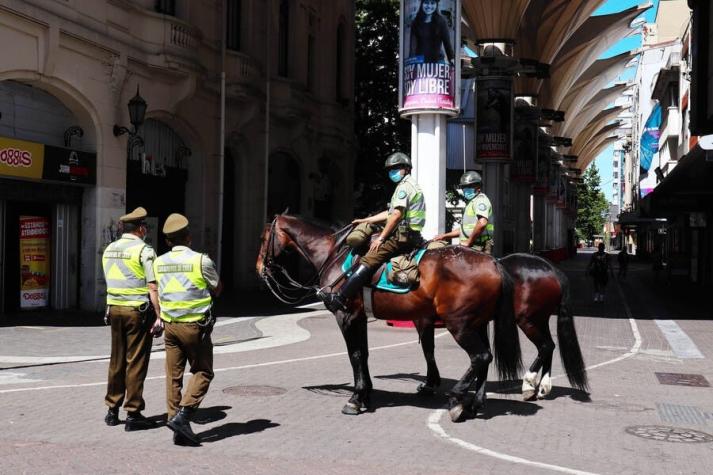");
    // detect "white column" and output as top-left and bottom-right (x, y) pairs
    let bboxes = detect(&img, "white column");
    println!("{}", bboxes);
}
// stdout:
(411, 114), (447, 239)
